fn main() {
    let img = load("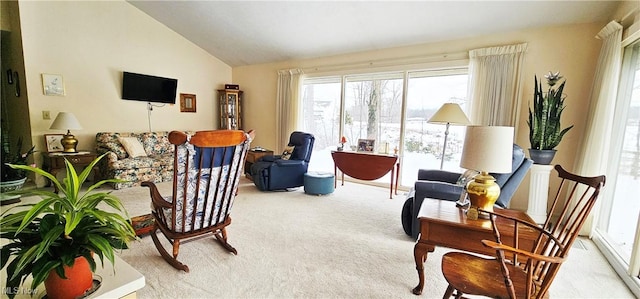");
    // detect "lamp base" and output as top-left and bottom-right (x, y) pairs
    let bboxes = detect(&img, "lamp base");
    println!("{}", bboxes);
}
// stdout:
(465, 172), (500, 220)
(61, 131), (78, 153)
